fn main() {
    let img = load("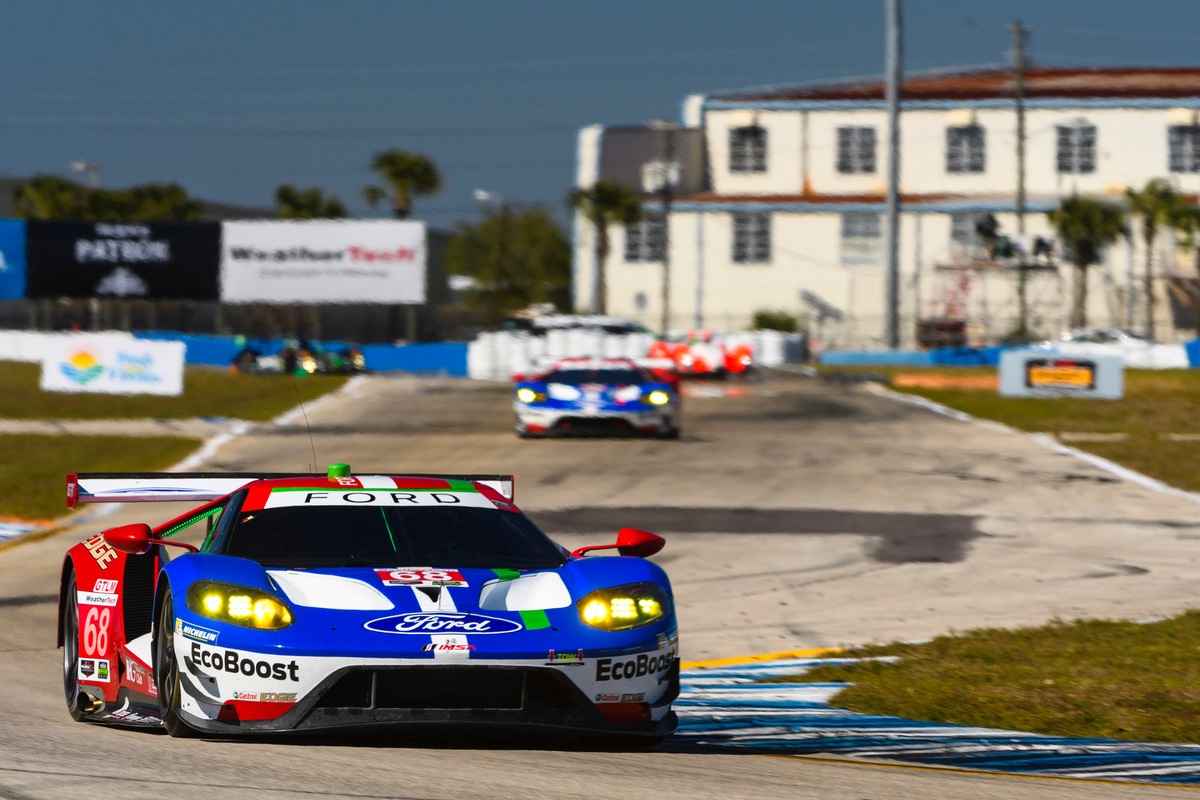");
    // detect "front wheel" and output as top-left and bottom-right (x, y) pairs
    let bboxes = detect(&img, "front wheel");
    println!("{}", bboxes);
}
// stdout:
(61, 571), (90, 721)
(153, 590), (196, 738)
